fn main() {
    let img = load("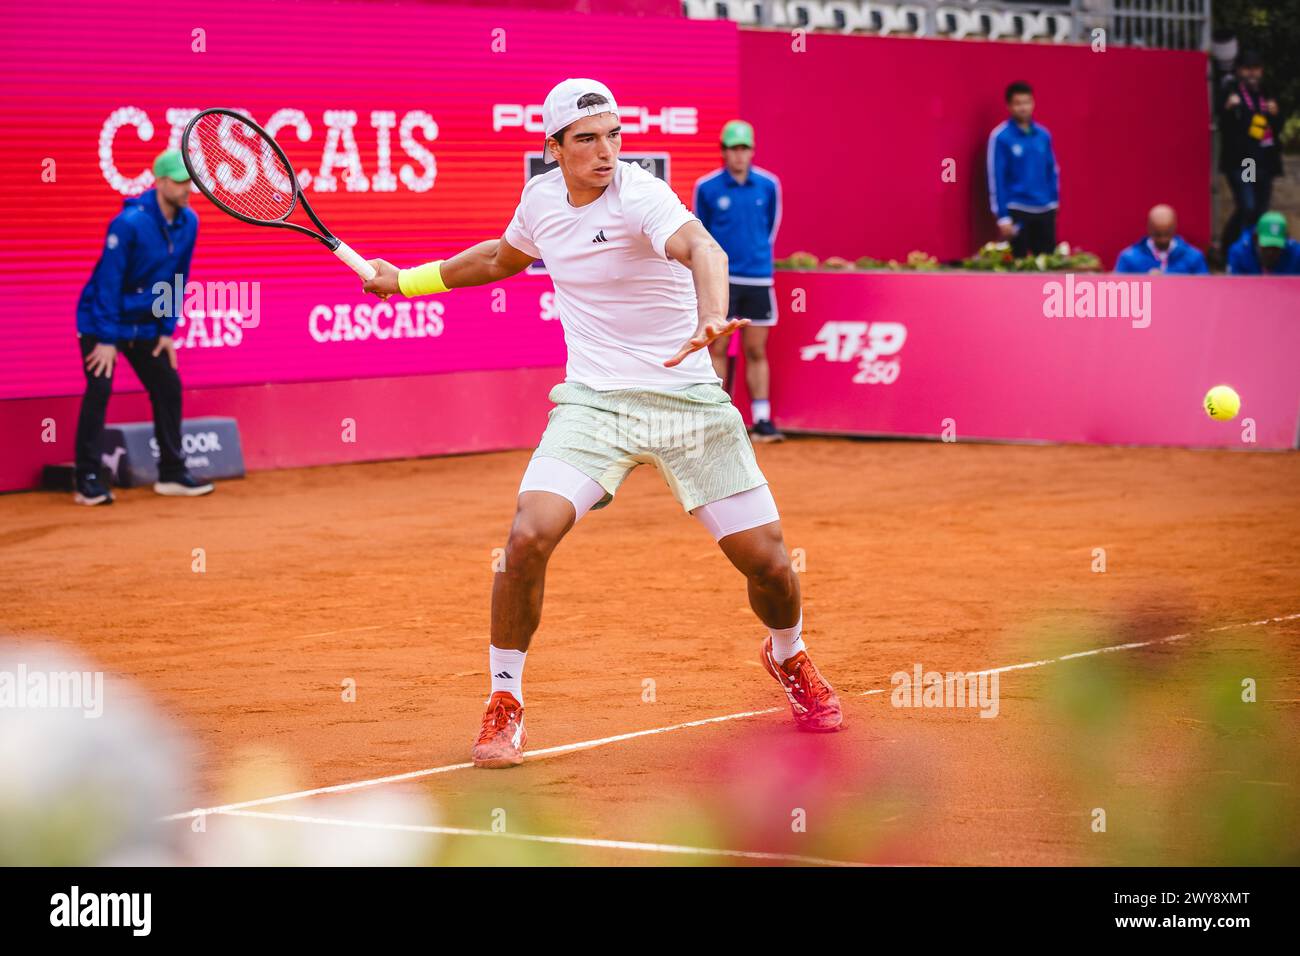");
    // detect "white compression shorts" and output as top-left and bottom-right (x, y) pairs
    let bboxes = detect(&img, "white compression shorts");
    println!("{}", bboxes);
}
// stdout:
(517, 455), (608, 519)
(518, 456), (779, 540)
